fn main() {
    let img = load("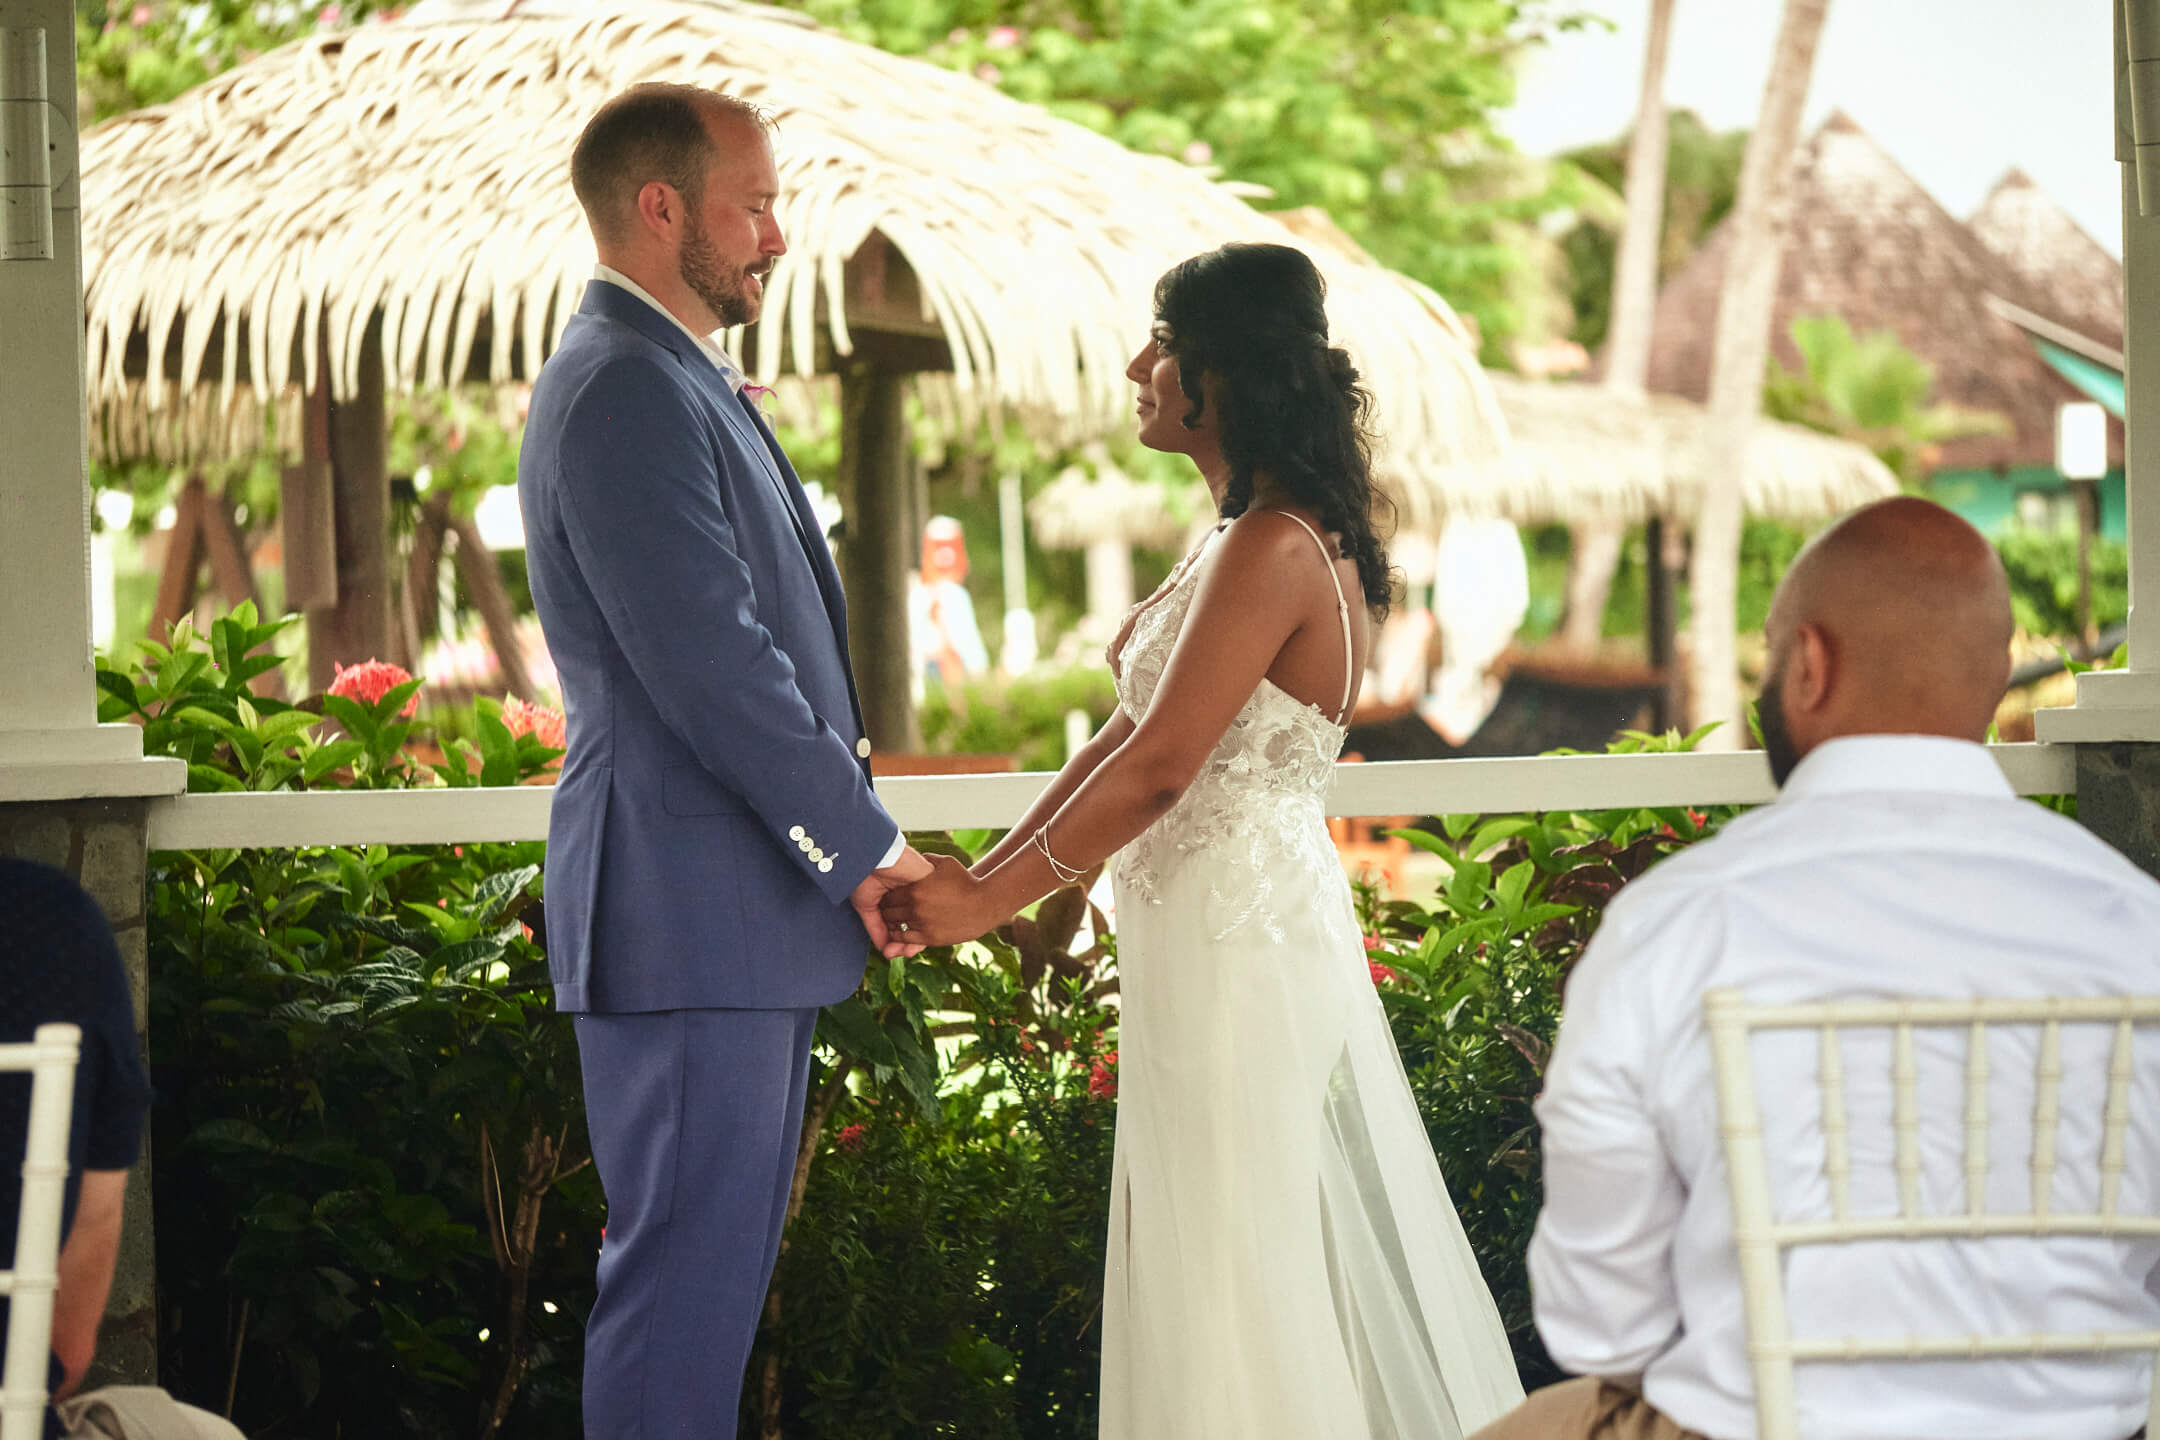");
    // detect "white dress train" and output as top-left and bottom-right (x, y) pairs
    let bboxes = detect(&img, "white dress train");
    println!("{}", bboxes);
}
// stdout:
(1099, 518), (1524, 1440)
